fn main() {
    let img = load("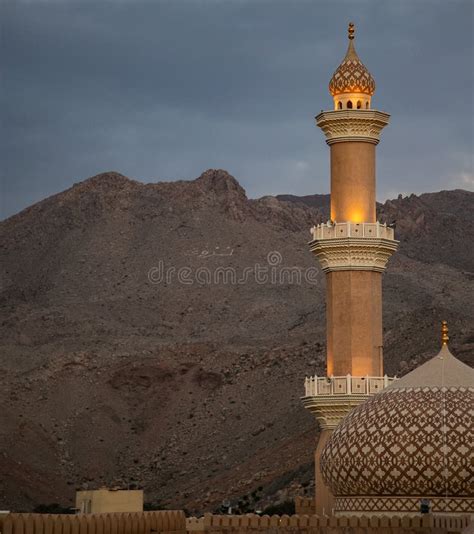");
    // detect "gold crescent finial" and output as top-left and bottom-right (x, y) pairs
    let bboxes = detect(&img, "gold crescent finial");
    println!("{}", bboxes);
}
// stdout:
(441, 320), (449, 346)
(348, 22), (355, 40)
